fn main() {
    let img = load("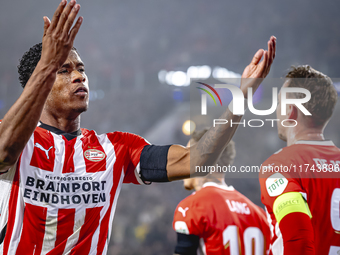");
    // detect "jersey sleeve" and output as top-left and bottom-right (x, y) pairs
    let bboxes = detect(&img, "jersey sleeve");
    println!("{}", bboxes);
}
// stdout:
(279, 212), (315, 255)
(174, 232), (200, 255)
(253, 205), (272, 254)
(173, 196), (207, 237)
(120, 132), (150, 185)
(260, 156), (304, 212)
(0, 161), (18, 247)
(259, 152), (307, 255)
